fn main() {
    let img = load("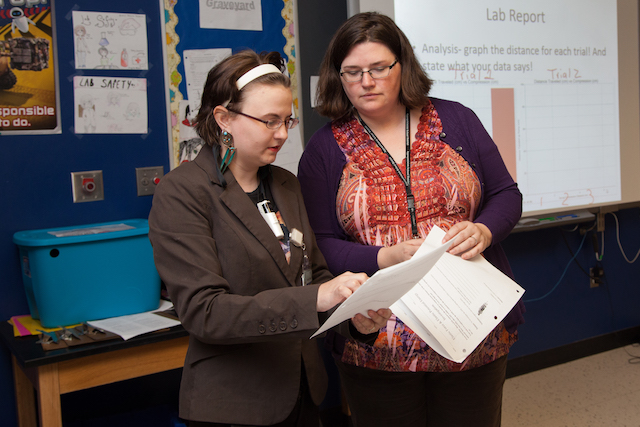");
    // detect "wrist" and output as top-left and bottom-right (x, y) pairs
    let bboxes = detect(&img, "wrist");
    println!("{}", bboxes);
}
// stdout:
(376, 246), (389, 269)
